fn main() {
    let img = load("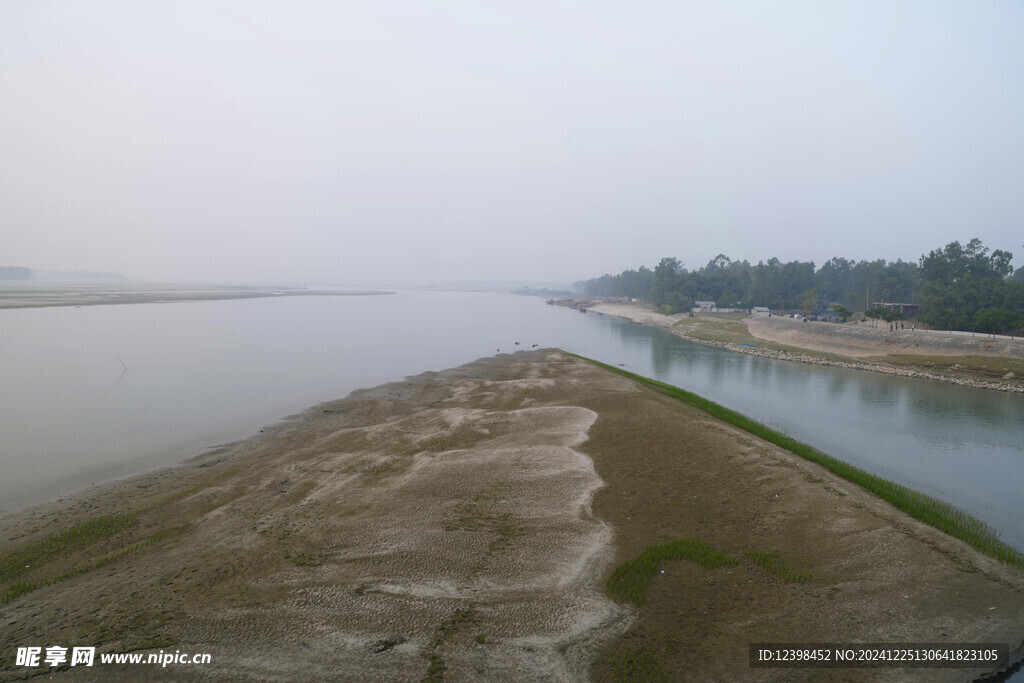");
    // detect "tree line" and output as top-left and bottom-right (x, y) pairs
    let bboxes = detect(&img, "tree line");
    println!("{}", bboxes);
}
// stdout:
(575, 238), (1024, 334)
(0, 266), (32, 280)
